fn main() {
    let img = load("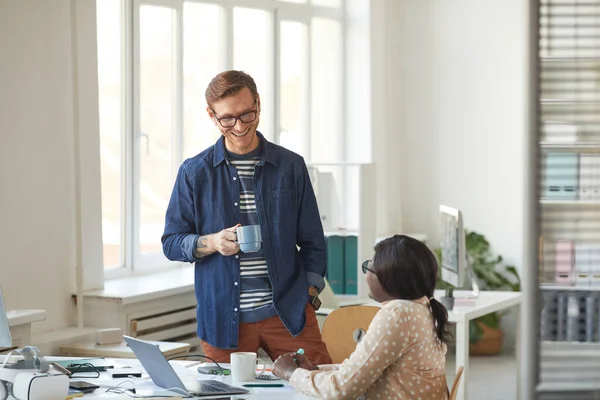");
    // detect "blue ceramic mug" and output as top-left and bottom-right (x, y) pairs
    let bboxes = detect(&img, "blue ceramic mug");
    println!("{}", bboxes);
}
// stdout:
(236, 225), (262, 253)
